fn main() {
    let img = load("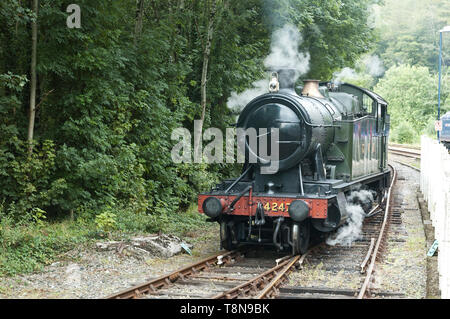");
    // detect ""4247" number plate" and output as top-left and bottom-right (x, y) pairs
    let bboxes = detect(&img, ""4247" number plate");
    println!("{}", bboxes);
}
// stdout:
(263, 202), (290, 213)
